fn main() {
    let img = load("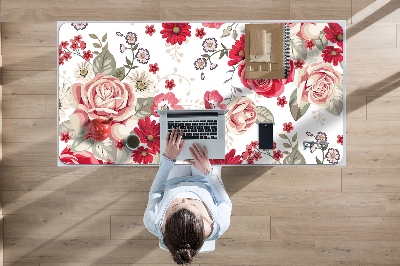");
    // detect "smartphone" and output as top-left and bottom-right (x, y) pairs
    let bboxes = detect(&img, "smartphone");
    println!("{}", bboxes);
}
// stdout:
(258, 123), (273, 149)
